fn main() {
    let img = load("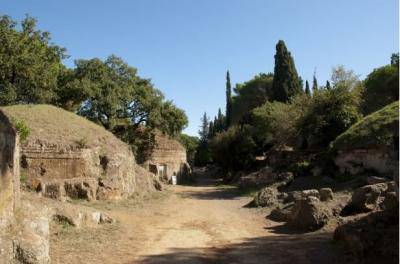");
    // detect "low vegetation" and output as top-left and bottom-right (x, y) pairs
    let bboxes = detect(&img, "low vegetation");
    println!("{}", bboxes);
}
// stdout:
(332, 101), (399, 151)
